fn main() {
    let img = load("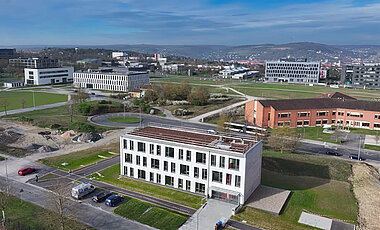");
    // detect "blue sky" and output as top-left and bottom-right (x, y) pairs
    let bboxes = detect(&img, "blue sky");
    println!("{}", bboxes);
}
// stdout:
(1, 0), (380, 45)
